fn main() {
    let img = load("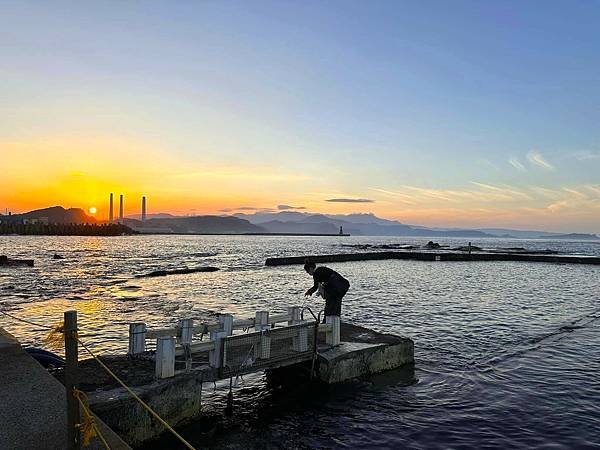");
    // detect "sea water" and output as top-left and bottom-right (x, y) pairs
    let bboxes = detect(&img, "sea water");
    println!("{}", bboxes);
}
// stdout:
(1, 235), (599, 449)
